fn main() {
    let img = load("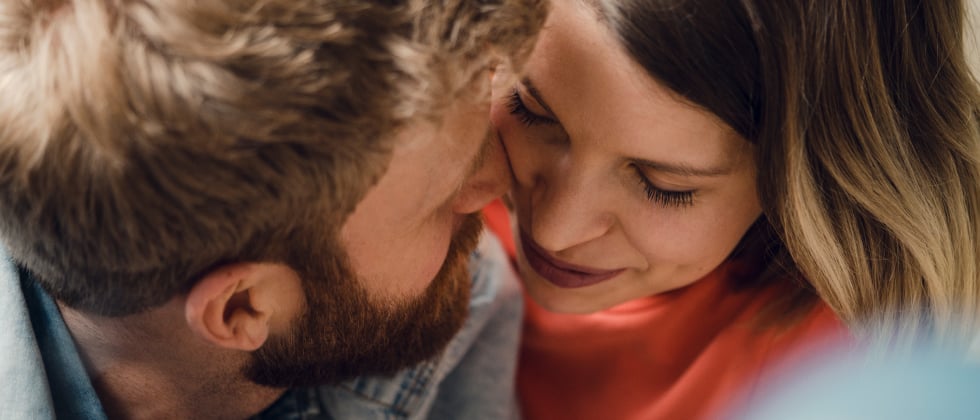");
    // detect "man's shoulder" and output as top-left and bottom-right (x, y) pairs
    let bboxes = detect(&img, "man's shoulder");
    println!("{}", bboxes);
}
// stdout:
(467, 228), (522, 311)
(0, 248), (108, 420)
(0, 247), (58, 419)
